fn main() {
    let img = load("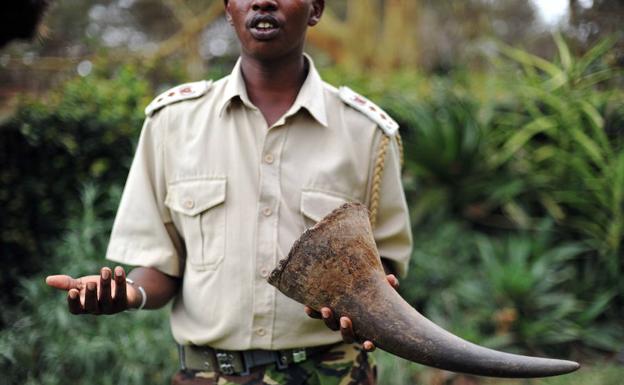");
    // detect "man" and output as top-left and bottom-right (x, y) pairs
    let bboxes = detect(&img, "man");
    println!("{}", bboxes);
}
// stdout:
(46, 0), (412, 384)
